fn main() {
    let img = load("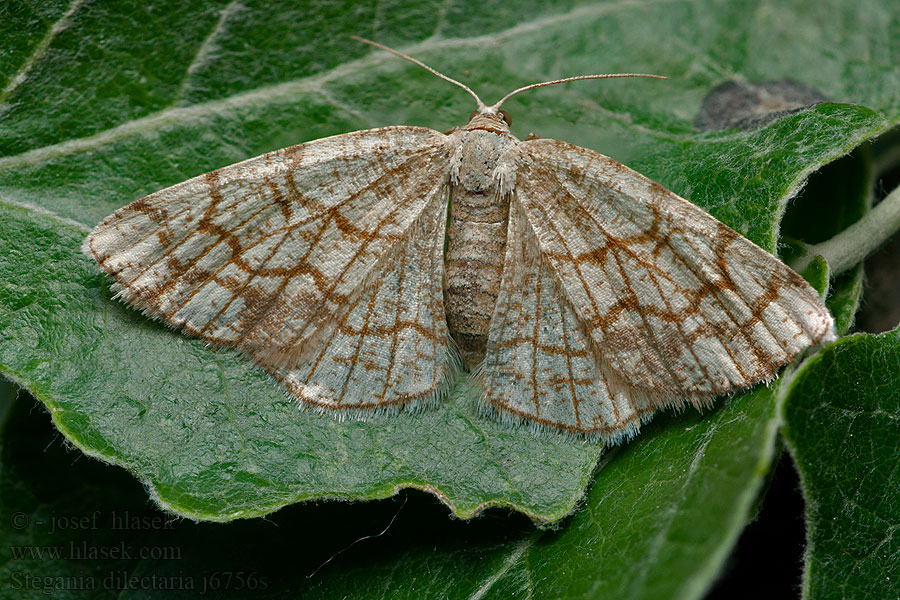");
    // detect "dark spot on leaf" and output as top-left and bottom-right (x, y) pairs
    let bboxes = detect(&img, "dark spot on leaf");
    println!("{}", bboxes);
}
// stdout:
(694, 80), (827, 131)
